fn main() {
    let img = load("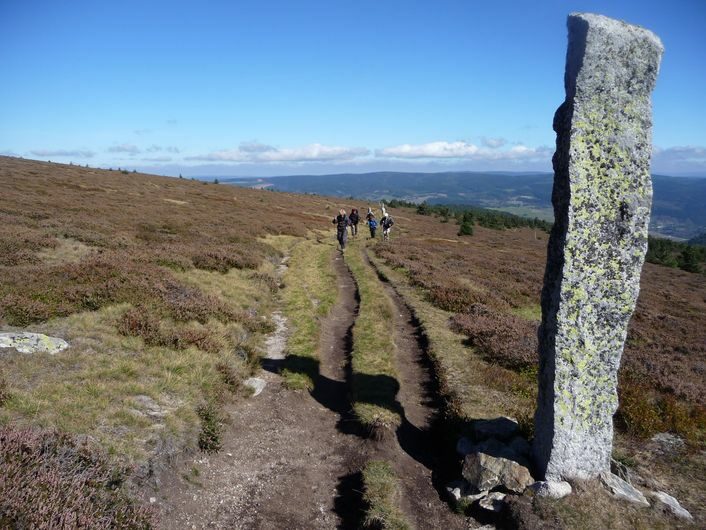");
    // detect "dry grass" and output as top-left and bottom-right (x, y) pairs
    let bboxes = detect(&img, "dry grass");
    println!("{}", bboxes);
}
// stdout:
(0, 156), (347, 523)
(346, 241), (401, 434)
(366, 252), (535, 429)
